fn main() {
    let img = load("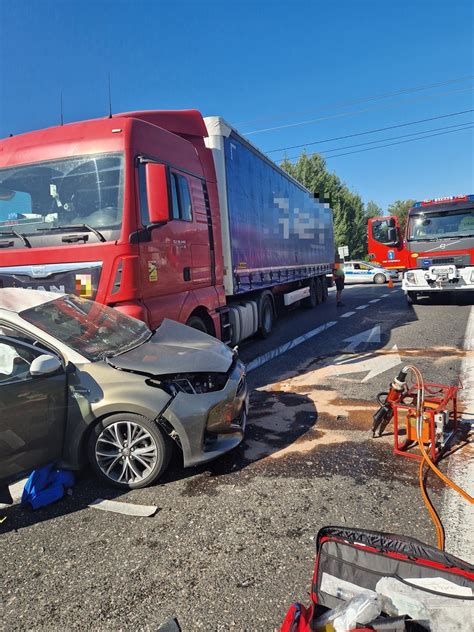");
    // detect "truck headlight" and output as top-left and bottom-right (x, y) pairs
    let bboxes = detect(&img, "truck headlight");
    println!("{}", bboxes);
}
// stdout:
(471, 270), (474, 283)
(406, 272), (416, 284)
